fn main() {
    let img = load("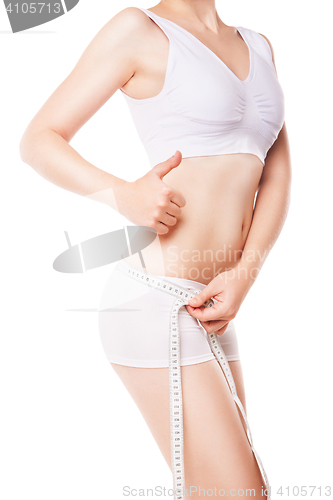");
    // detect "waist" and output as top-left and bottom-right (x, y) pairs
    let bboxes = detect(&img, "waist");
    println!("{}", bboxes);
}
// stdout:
(135, 155), (262, 283)
(116, 259), (207, 296)
(124, 238), (244, 285)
